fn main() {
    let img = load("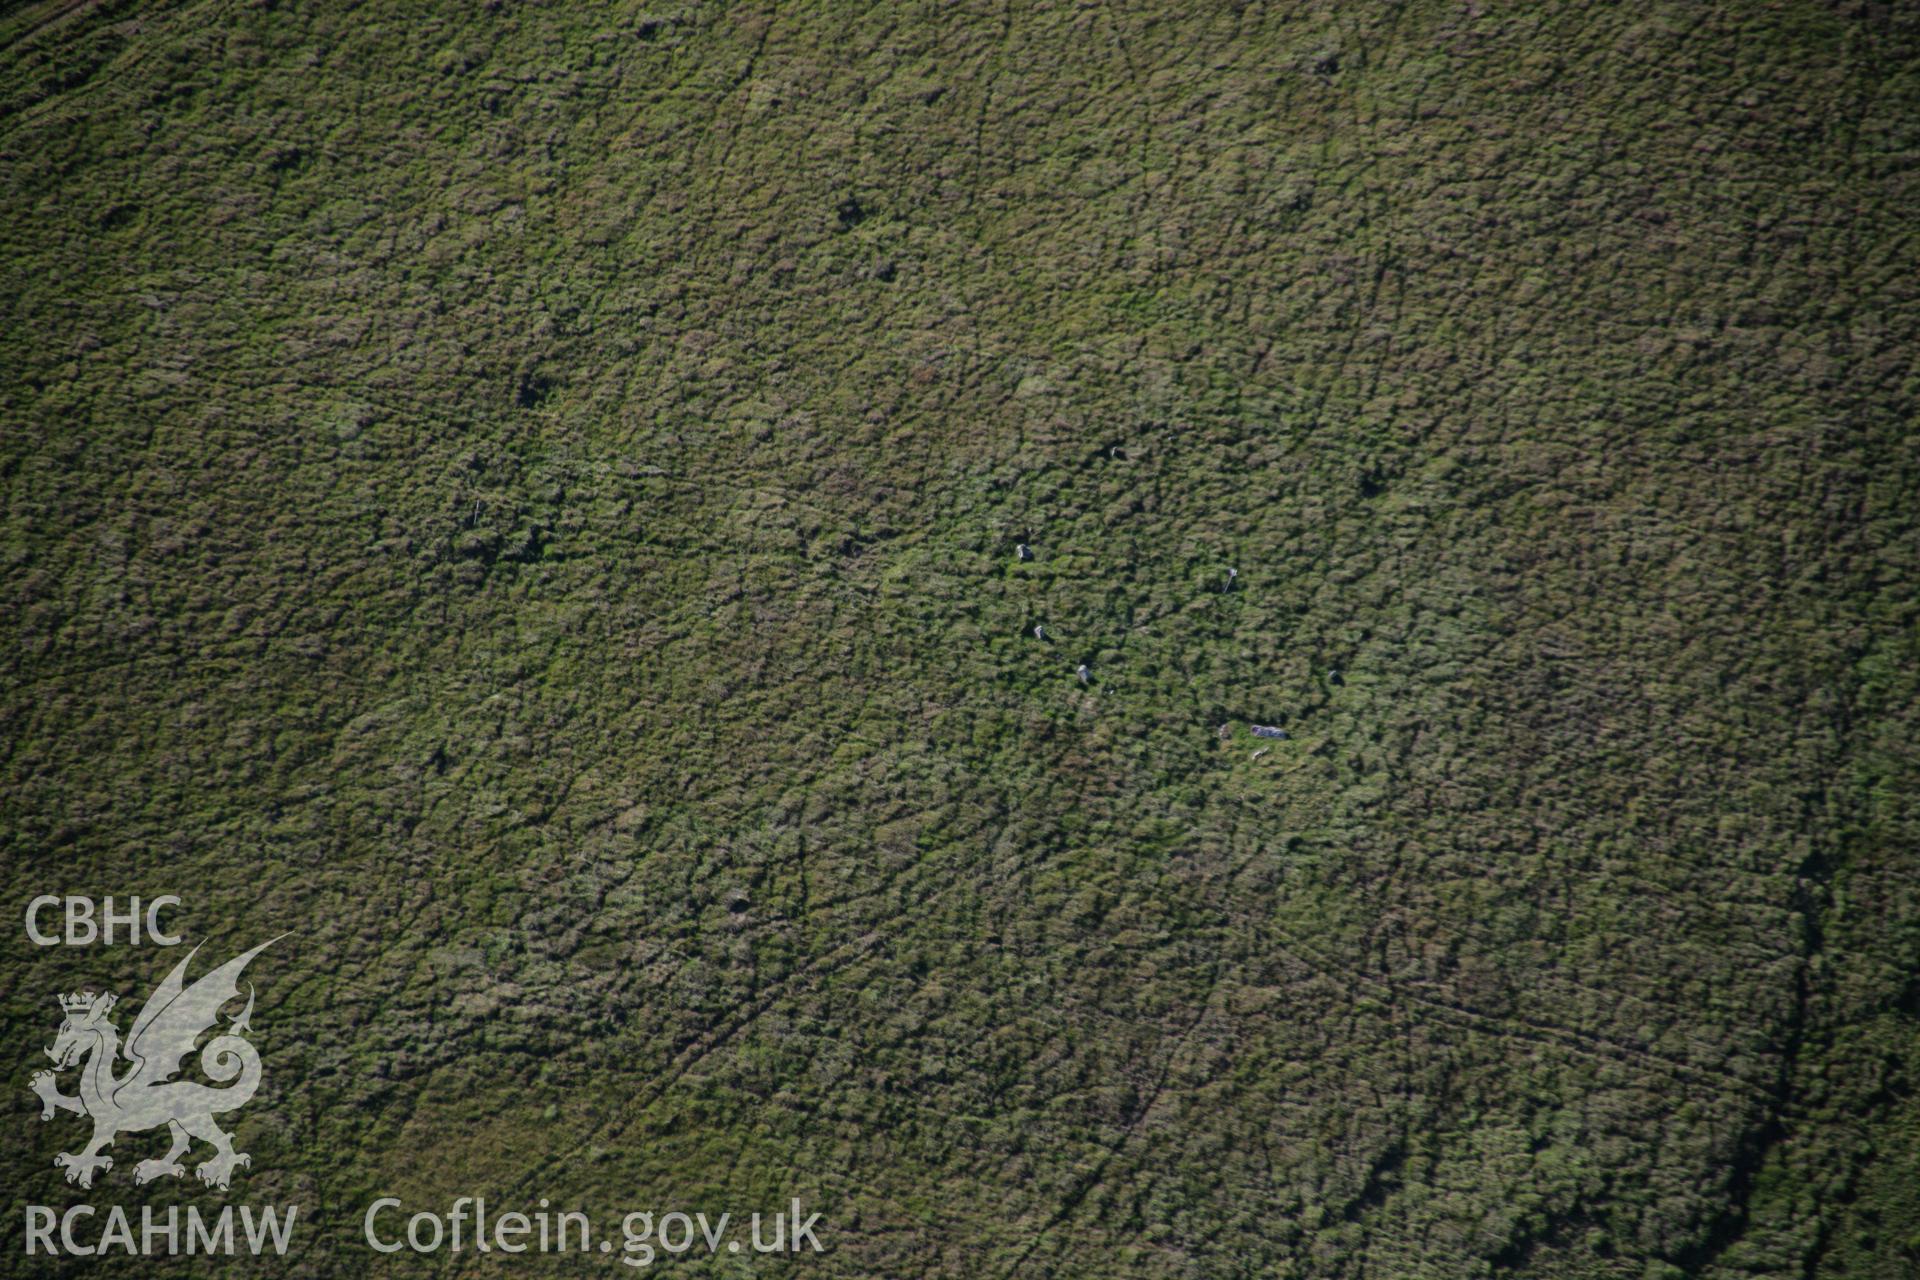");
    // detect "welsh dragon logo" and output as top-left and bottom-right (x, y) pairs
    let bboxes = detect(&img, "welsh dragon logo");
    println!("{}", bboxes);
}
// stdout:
(29, 938), (279, 1190)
